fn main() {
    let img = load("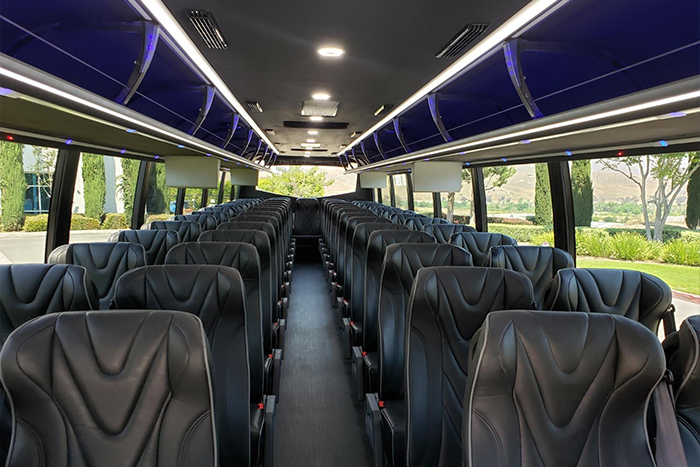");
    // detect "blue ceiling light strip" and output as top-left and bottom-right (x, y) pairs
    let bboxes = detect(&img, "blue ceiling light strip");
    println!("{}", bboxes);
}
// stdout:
(221, 112), (240, 148)
(427, 92), (453, 142)
(393, 117), (411, 153)
(116, 21), (160, 105)
(503, 39), (544, 119)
